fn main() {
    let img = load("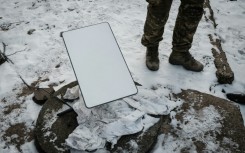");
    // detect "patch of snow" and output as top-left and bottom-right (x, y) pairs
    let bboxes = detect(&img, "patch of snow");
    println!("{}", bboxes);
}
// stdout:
(124, 86), (183, 115)
(152, 105), (226, 152)
(67, 97), (161, 150)
(128, 140), (138, 150)
(20, 141), (39, 153)
(66, 126), (106, 151)
(101, 110), (145, 145)
(63, 85), (79, 100)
